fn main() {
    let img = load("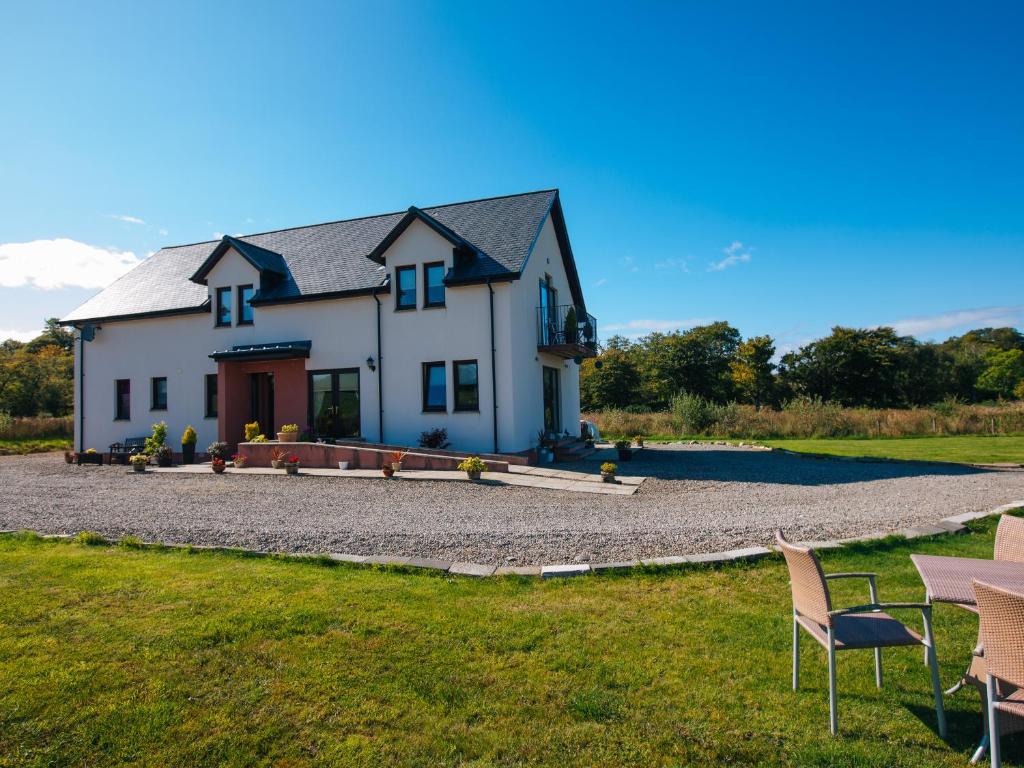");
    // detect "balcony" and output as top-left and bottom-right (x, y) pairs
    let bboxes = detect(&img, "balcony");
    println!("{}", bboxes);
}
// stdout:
(537, 304), (598, 359)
